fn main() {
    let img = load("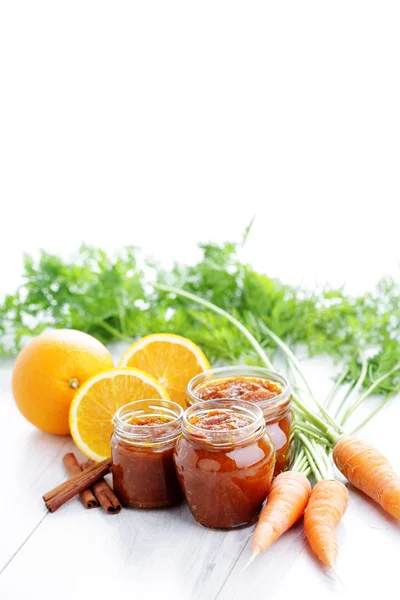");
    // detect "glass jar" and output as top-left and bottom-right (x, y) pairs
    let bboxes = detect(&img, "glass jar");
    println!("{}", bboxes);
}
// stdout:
(187, 365), (293, 476)
(111, 399), (183, 508)
(174, 399), (275, 529)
